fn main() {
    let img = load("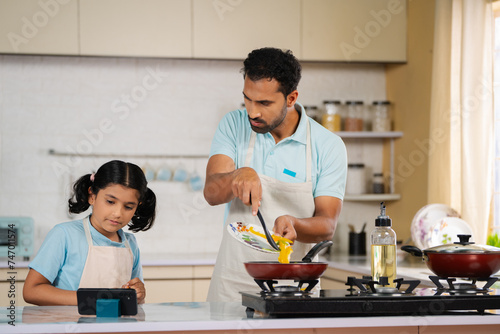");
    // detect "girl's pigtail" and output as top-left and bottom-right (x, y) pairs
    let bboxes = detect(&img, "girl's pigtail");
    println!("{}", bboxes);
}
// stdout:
(68, 174), (93, 214)
(129, 187), (156, 232)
